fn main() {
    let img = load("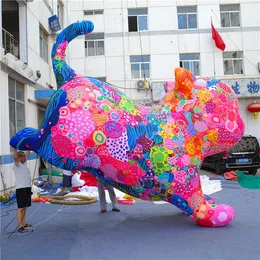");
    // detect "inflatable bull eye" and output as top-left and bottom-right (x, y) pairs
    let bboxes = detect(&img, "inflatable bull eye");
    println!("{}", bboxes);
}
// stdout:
(10, 20), (245, 227)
